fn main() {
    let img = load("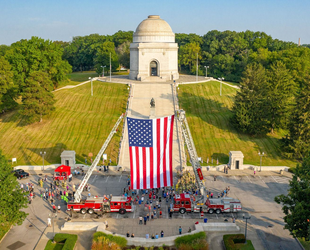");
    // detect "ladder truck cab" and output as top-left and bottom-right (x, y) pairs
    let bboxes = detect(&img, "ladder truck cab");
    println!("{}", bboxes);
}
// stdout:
(173, 193), (195, 214)
(67, 195), (132, 215)
(173, 194), (242, 214)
